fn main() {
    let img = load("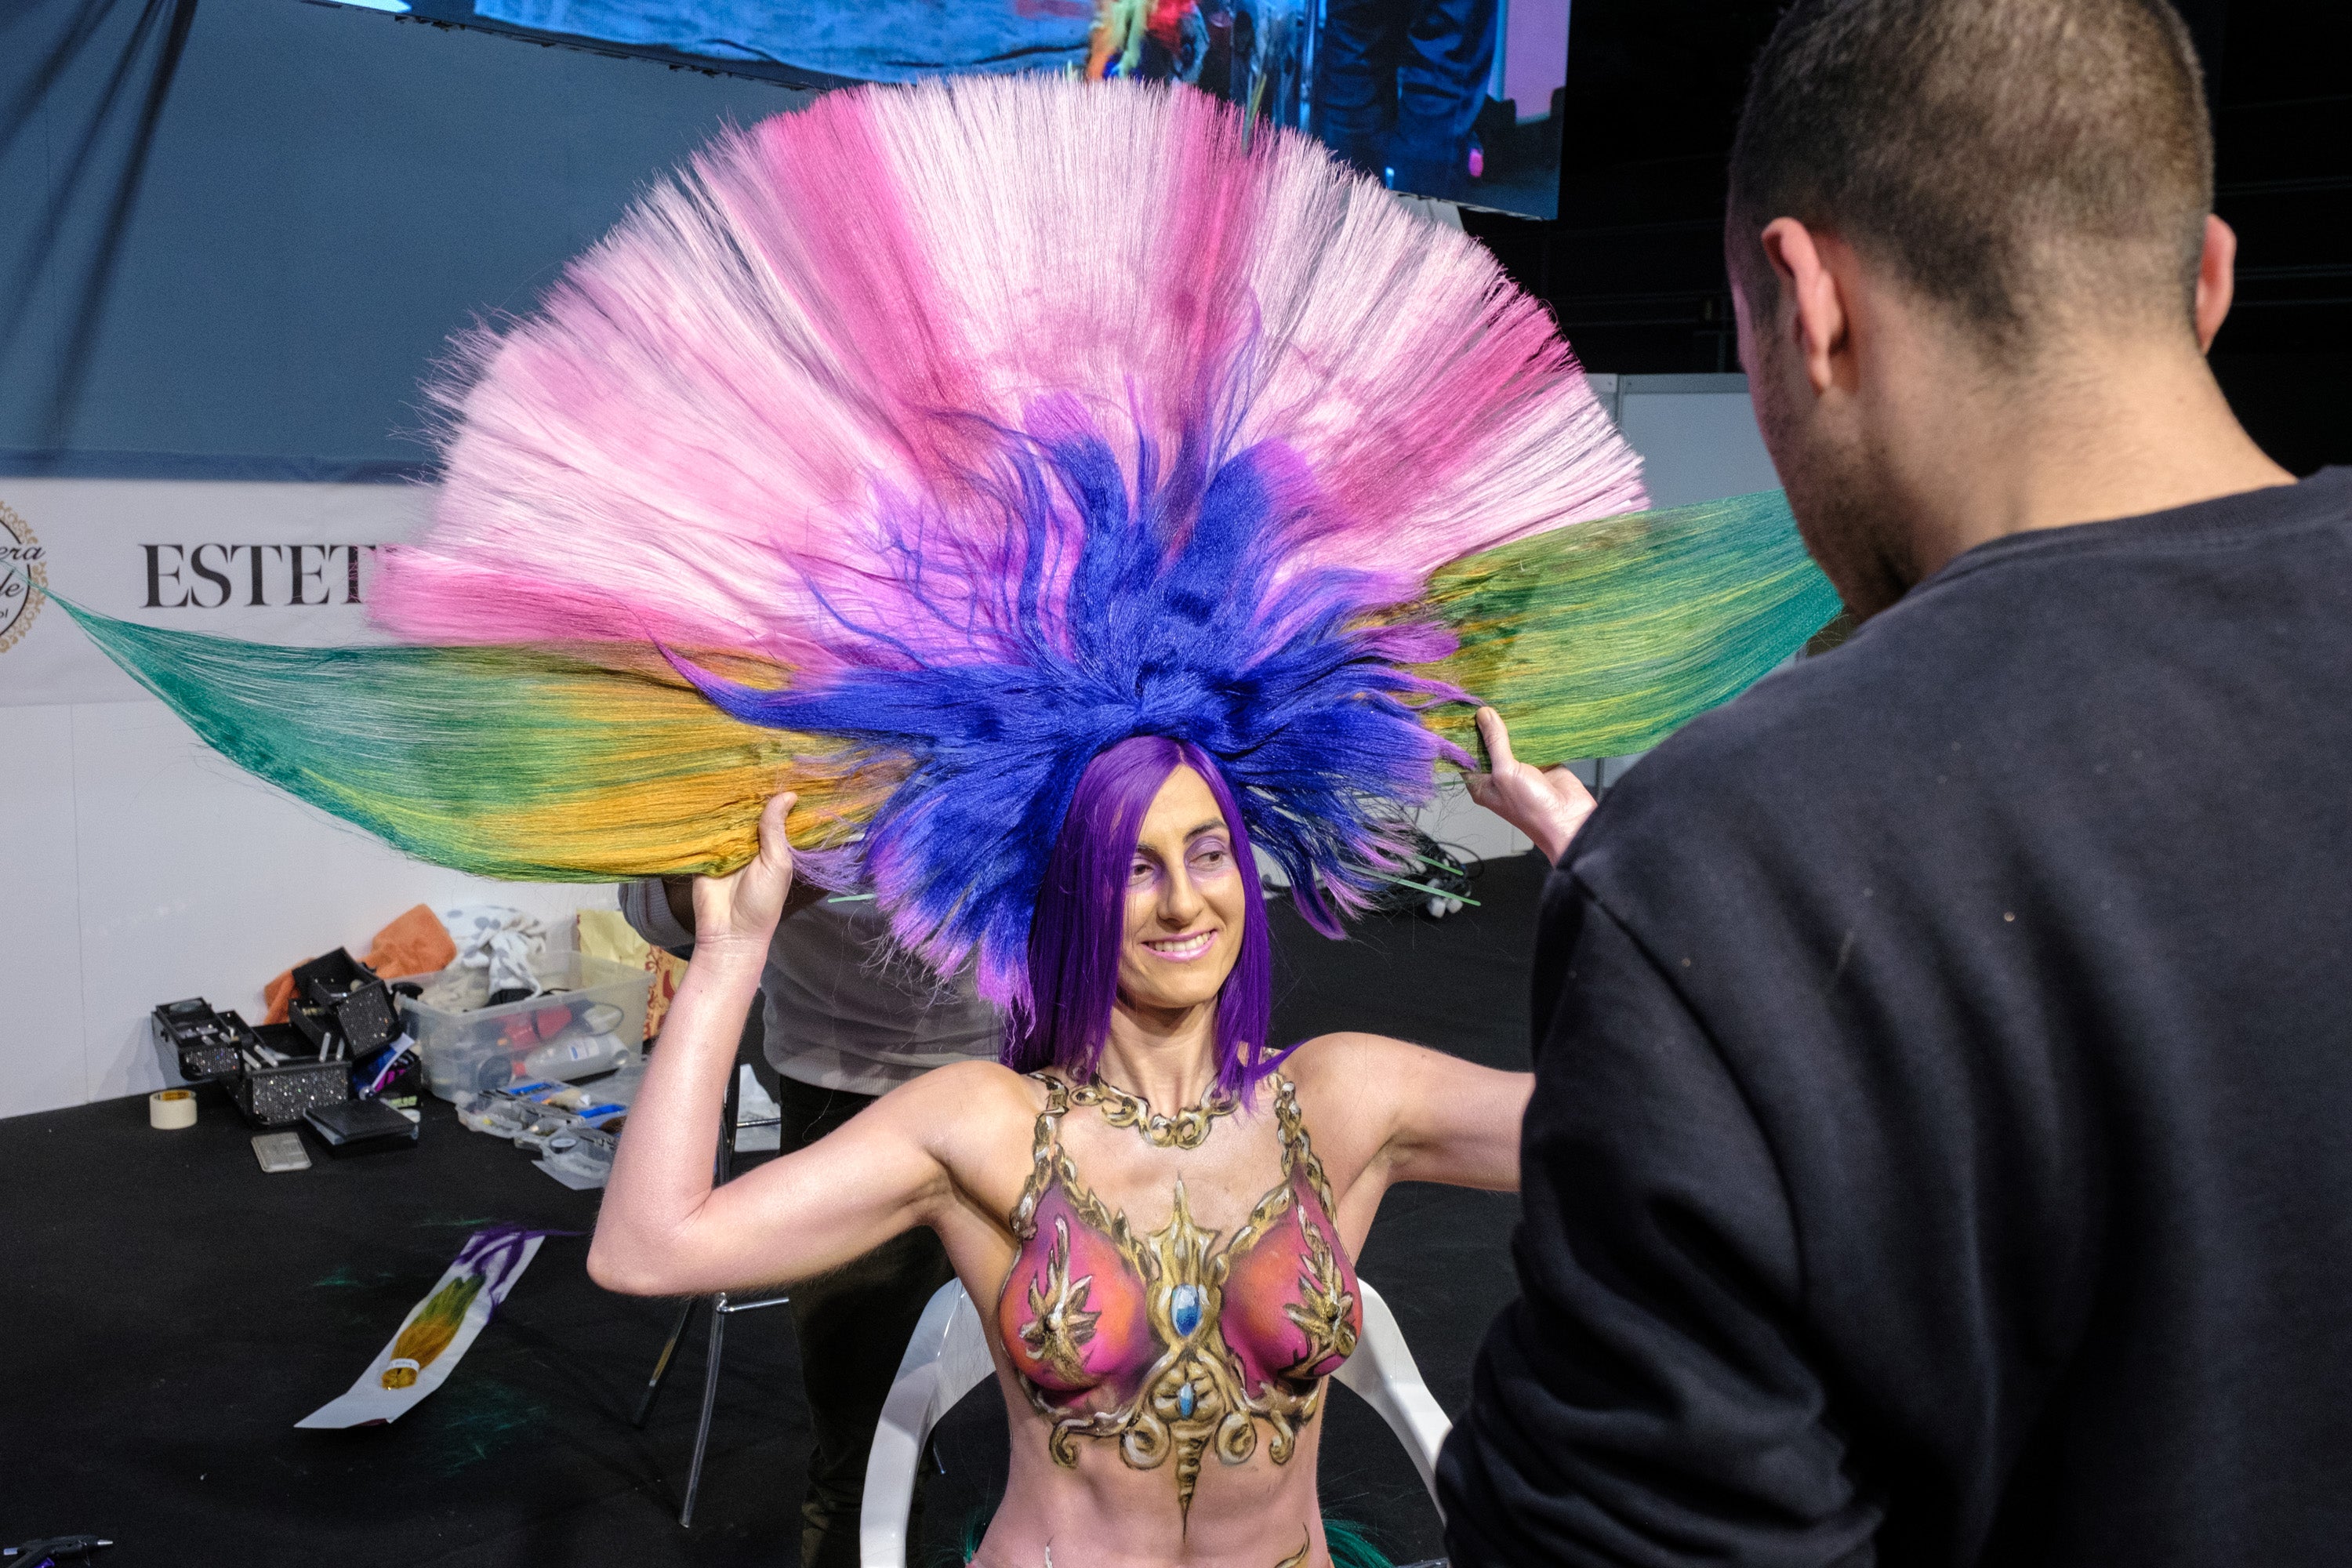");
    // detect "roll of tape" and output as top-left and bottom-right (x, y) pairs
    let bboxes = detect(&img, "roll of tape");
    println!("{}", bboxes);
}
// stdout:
(150, 1087), (198, 1130)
